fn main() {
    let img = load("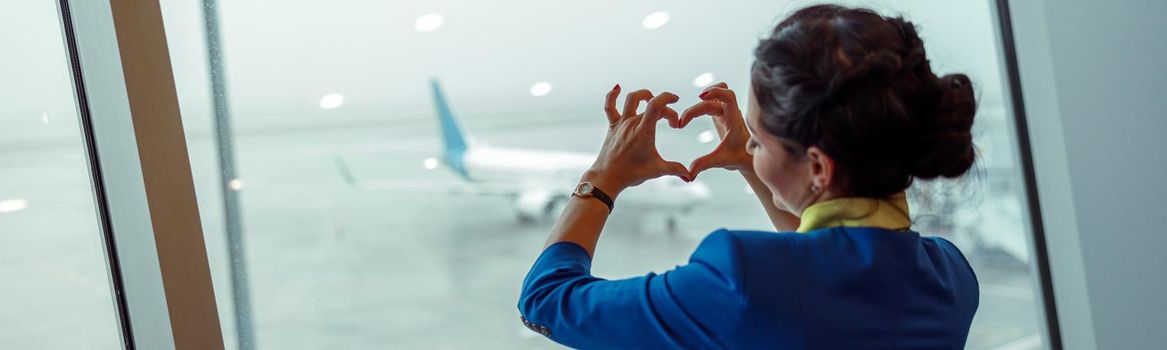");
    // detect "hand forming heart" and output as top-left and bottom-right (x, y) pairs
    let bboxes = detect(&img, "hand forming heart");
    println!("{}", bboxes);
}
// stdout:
(679, 82), (754, 180)
(582, 83), (754, 196)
